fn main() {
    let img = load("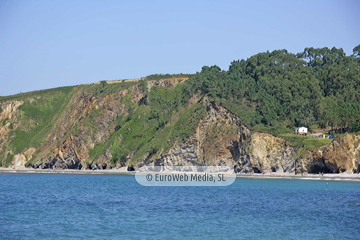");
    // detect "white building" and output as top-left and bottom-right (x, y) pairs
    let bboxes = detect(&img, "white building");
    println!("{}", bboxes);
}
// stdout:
(295, 127), (308, 134)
